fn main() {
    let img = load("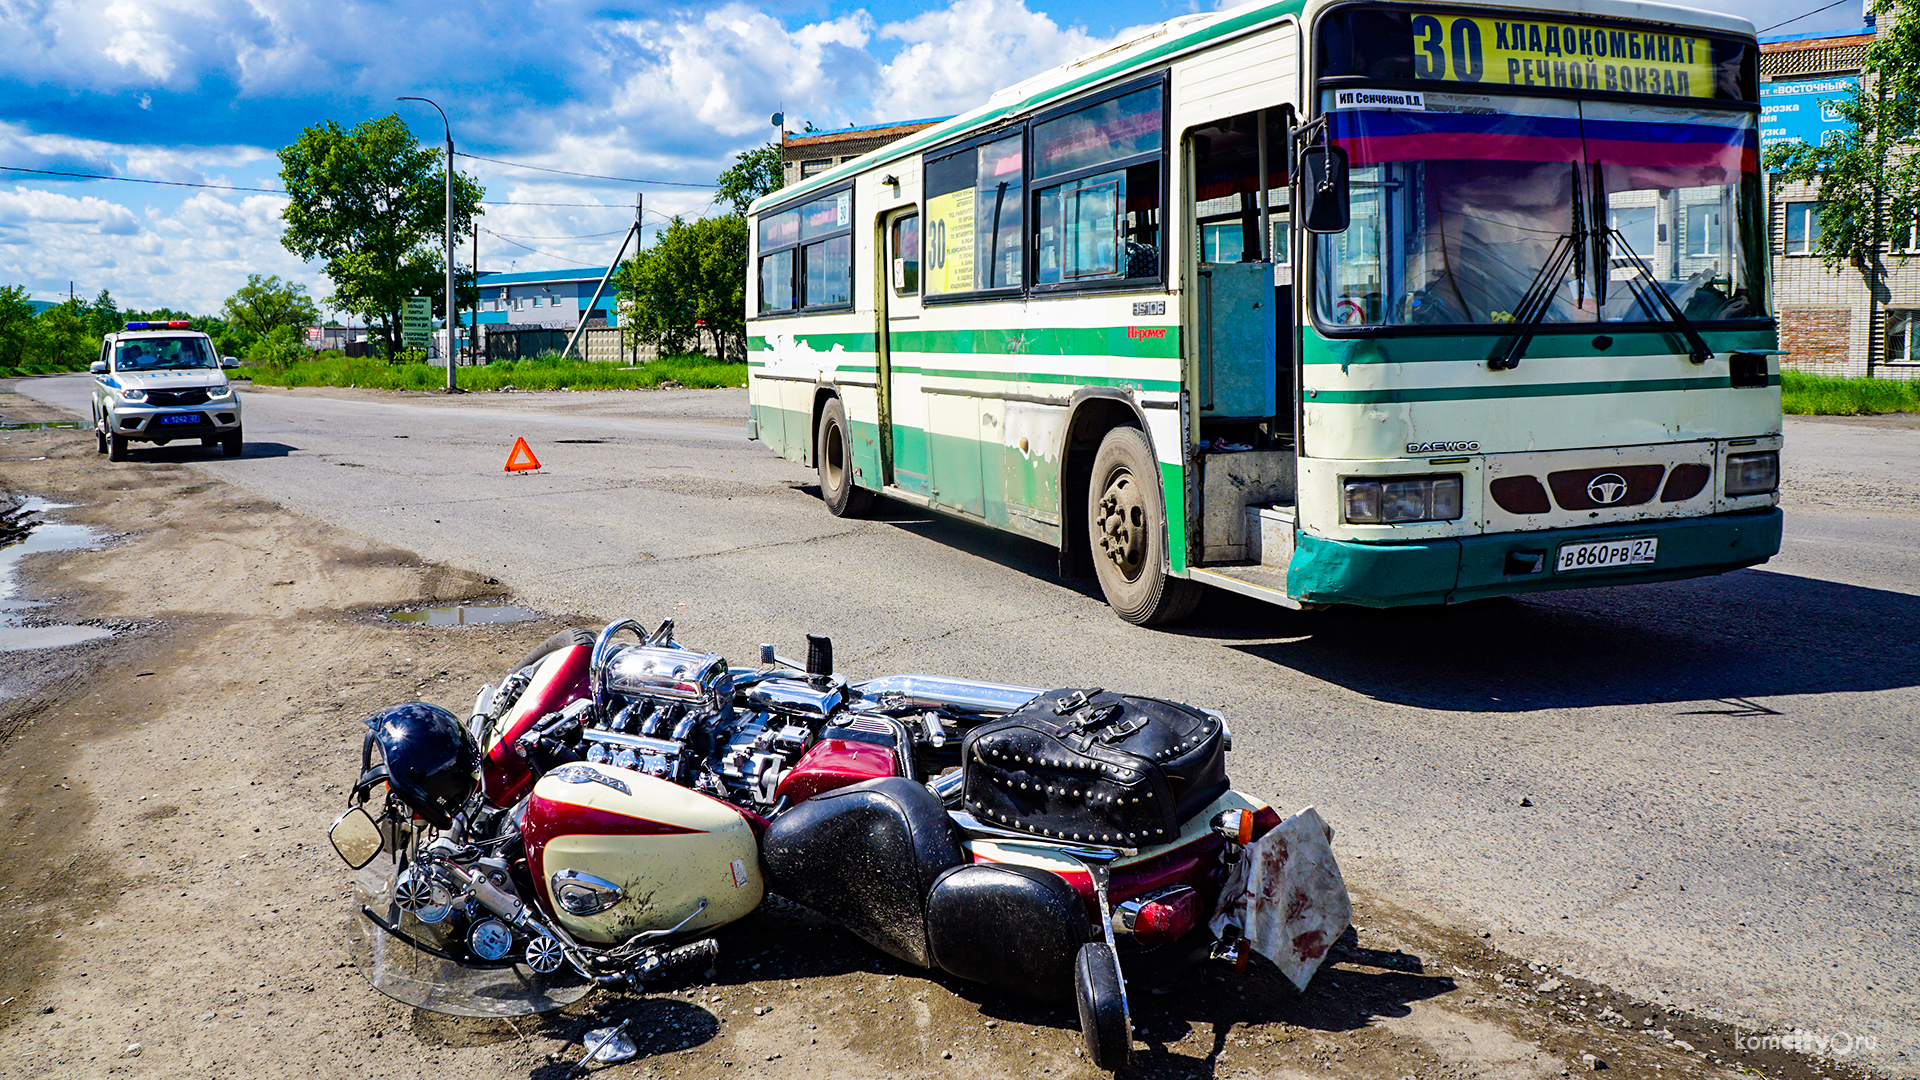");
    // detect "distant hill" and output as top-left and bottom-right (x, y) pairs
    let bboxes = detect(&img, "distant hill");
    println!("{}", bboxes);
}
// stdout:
(26, 300), (57, 315)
